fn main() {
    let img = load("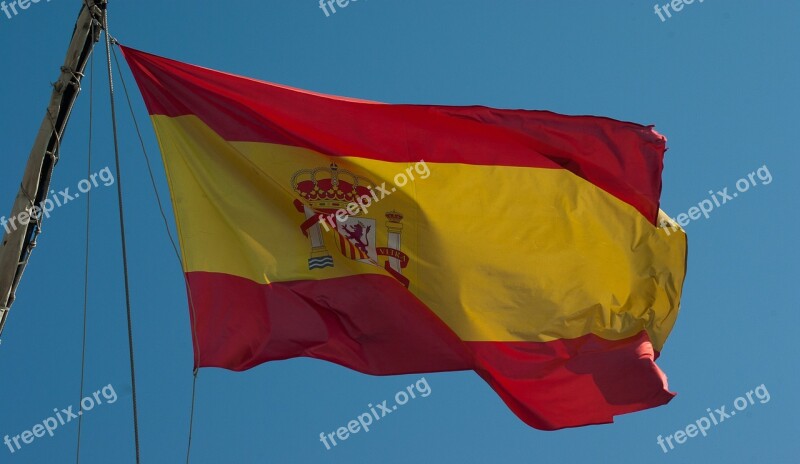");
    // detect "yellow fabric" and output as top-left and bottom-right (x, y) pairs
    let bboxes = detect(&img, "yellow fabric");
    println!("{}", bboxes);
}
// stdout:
(152, 115), (687, 350)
